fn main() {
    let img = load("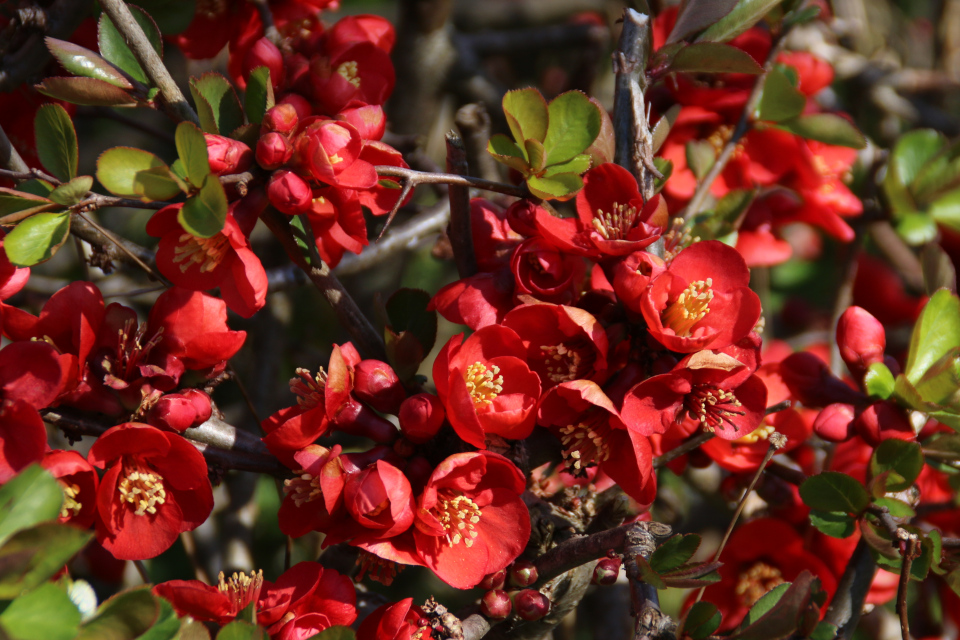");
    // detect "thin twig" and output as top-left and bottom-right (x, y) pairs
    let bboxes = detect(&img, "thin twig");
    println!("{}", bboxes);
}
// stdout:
(180, 531), (213, 584)
(897, 535), (920, 640)
(228, 364), (264, 428)
(134, 559), (152, 584)
(97, 0), (200, 125)
(0, 125), (30, 174)
(445, 131), (477, 279)
(73, 211), (168, 283)
(376, 165), (529, 203)
(653, 431), (714, 469)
